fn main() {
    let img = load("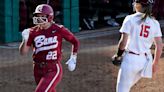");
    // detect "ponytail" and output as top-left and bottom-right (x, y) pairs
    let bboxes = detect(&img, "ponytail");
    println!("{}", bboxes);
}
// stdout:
(141, 3), (153, 20)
